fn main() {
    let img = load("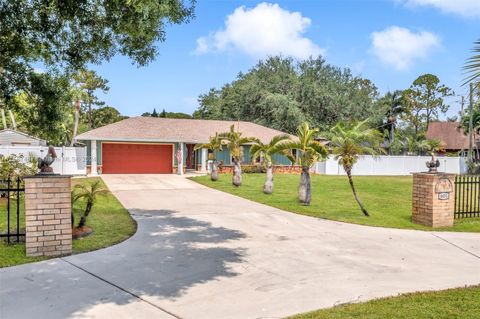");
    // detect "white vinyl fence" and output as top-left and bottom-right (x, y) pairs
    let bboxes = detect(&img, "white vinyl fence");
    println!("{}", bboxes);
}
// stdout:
(0, 146), (87, 175)
(315, 155), (468, 176)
